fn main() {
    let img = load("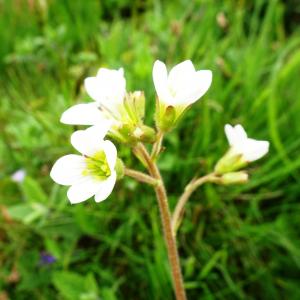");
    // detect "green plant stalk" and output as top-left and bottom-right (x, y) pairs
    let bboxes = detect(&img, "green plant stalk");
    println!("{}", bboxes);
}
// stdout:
(135, 143), (187, 300)
(151, 130), (164, 160)
(172, 173), (217, 235)
(124, 168), (159, 186)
